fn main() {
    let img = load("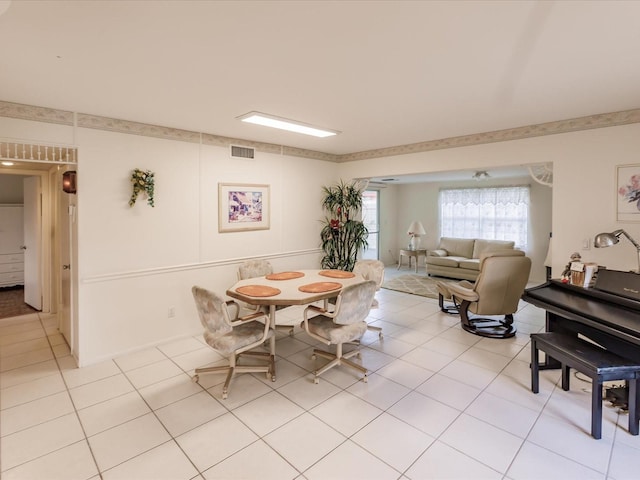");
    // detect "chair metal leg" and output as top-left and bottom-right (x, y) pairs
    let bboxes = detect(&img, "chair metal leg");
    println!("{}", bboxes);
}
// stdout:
(367, 324), (383, 338)
(193, 345), (276, 398)
(311, 344), (368, 383)
(221, 367), (235, 400)
(193, 365), (231, 384)
(275, 325), (295, 336)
